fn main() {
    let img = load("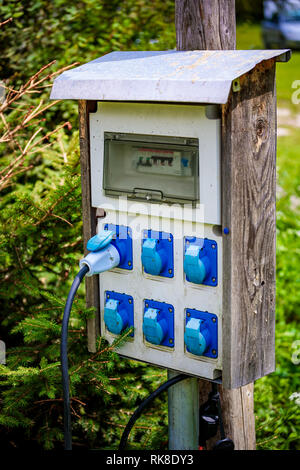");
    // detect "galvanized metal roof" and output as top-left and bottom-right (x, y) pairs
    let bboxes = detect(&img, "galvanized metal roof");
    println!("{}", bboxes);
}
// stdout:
(50, 49), (290, 104)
